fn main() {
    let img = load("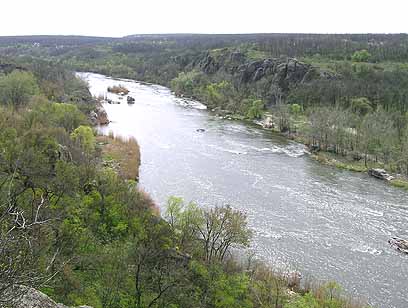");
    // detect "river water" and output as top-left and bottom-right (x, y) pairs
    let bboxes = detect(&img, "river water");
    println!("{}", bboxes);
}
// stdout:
(79, 72), (408, 308)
